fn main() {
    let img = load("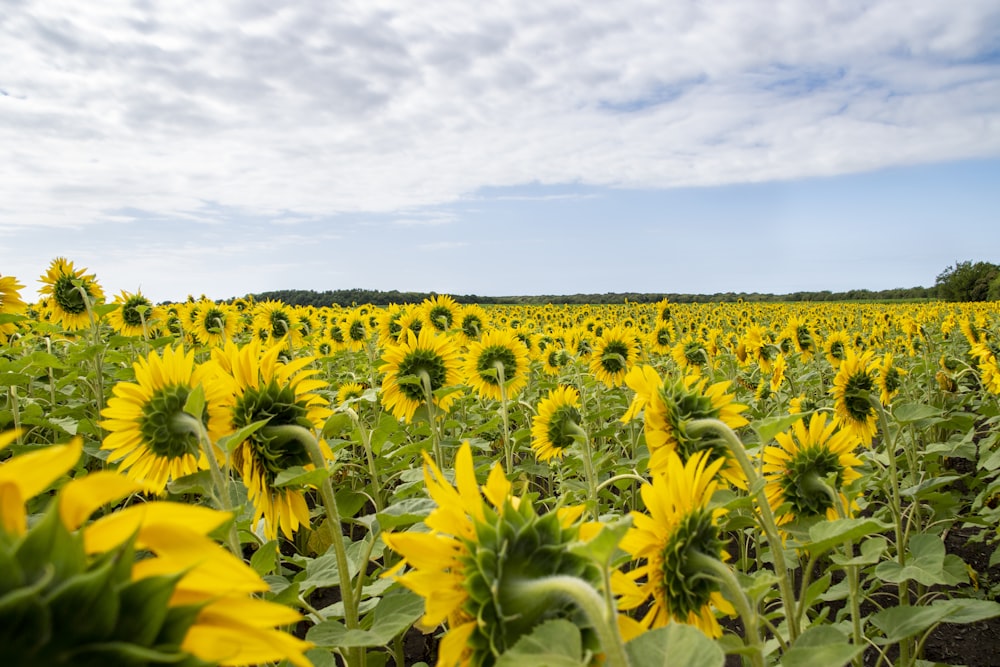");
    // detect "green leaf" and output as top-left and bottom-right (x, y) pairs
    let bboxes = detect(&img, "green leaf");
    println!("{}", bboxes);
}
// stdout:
(494, 619), (587, 667)
(625, 622), (725, 667)
(299, 537), (367, 594)
(272, 466), (331, 488)
(871, 599), (1000, 644)
(804, 518), (890, 556)
(376, 498), (437, 530)
(307, 588), (424, 649)
(250, 540), (279, 577)
(182, 384), (205, 422)
(892, 403), (942, 424)
(874, 534), (955, 586)
(166, 470), (213, 496)
(900, 476), (961, 500)
(830, 537), (888, 566)
(322, 412), (354, 439)
(44, 553), (121, 642)
(780, 625), (864, 667)
(568, 517), (630, 566)
(753, 412), (807, 446)
(218, 418), (270, 452)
